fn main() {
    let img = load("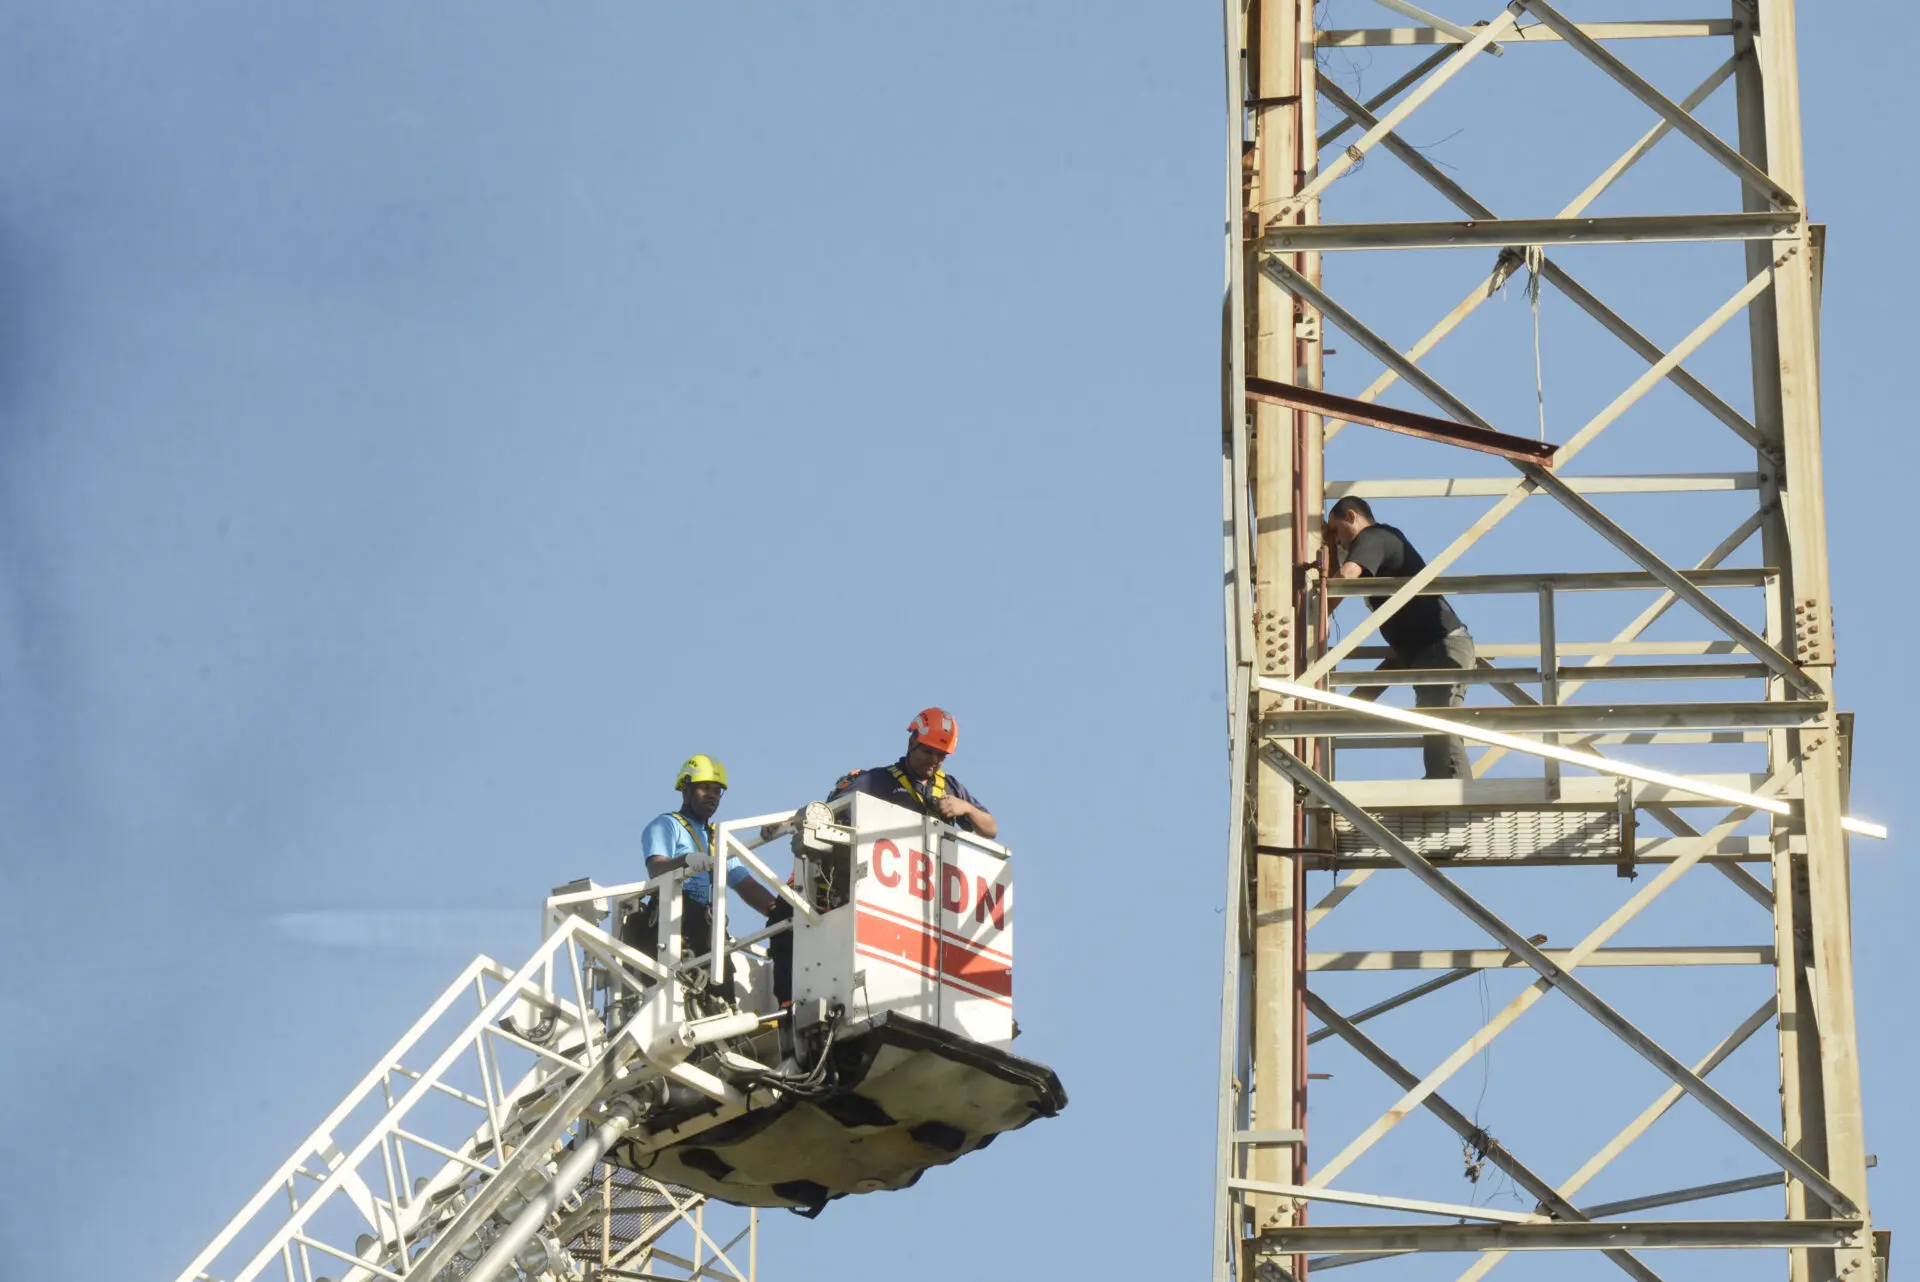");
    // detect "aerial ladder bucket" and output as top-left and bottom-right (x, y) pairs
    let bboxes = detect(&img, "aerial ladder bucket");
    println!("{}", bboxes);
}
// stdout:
(174, 793), (1065, 1282)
